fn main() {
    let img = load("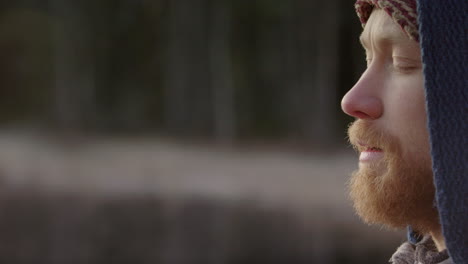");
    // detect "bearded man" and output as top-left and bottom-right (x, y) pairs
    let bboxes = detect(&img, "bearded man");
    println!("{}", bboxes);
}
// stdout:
(341, 0), (467, 263)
